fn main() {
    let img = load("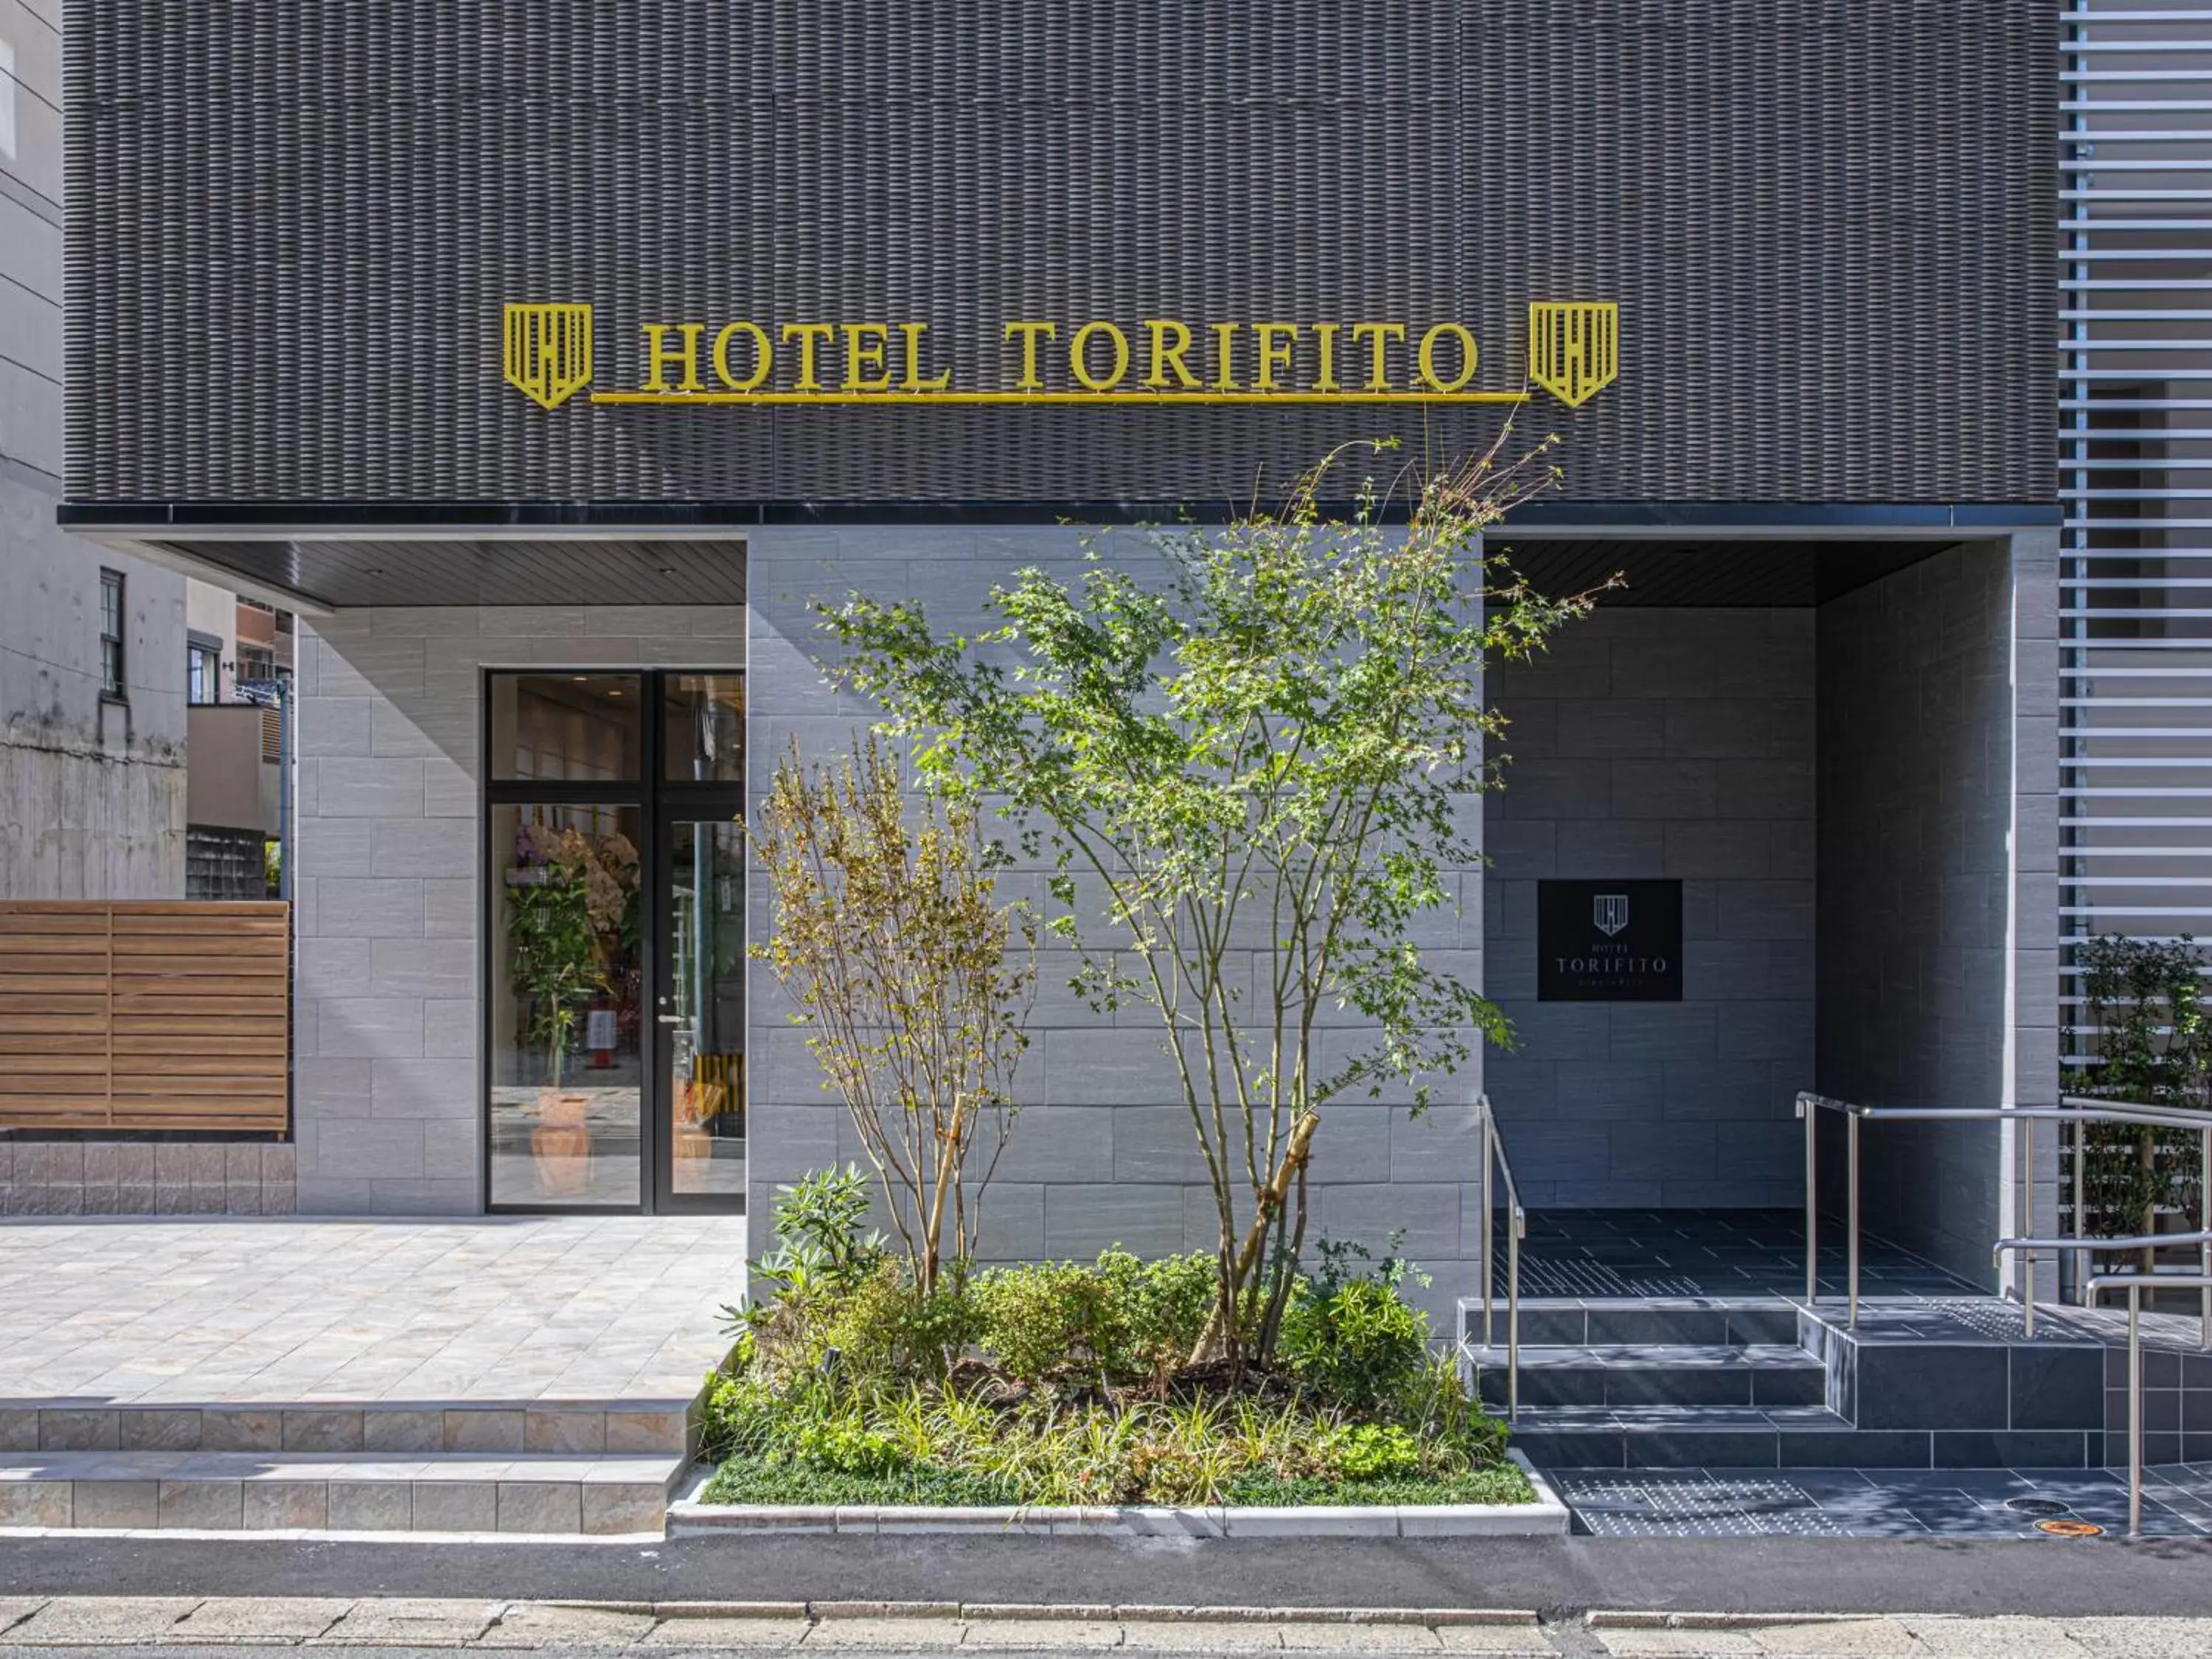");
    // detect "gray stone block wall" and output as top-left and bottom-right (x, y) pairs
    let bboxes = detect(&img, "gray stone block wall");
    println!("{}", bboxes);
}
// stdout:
(744, 526), (1486, 1329)
(294, 605), (742, 1216)
(1481, 608), (1816, 1207)
(1814, 533), (2061, 1293)
(0, 1141), (295, 1215)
